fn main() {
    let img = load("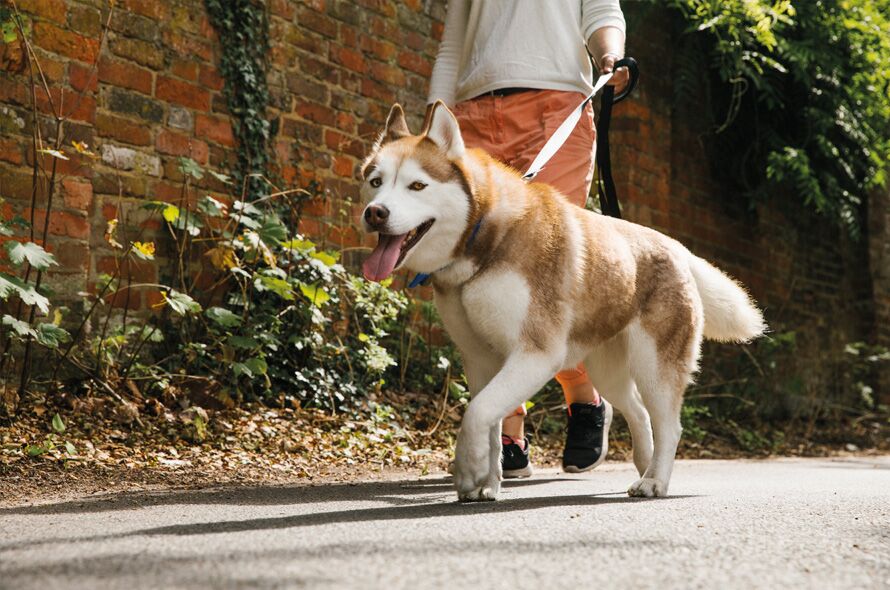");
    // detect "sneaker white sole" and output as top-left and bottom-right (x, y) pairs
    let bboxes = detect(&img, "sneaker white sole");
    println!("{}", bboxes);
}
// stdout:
(562, 399), (613, 473)
(502, 463), (533, 479)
